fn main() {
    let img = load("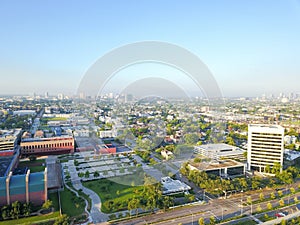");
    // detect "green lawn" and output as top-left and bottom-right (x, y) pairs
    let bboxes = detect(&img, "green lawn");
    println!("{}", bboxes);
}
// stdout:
(48, 192), (59, 211)
(231, 219), (257, 225)
(18, 159), (46, 173)
(60, 187), (85, 217)
(82, 174), (145, 213)
(41, 117), (68, 122)
(0, 211), (60, 225)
